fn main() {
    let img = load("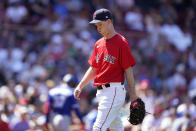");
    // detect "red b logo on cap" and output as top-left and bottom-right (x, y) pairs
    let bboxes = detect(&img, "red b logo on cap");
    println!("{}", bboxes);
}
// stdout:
(93, 12), (96, 19)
